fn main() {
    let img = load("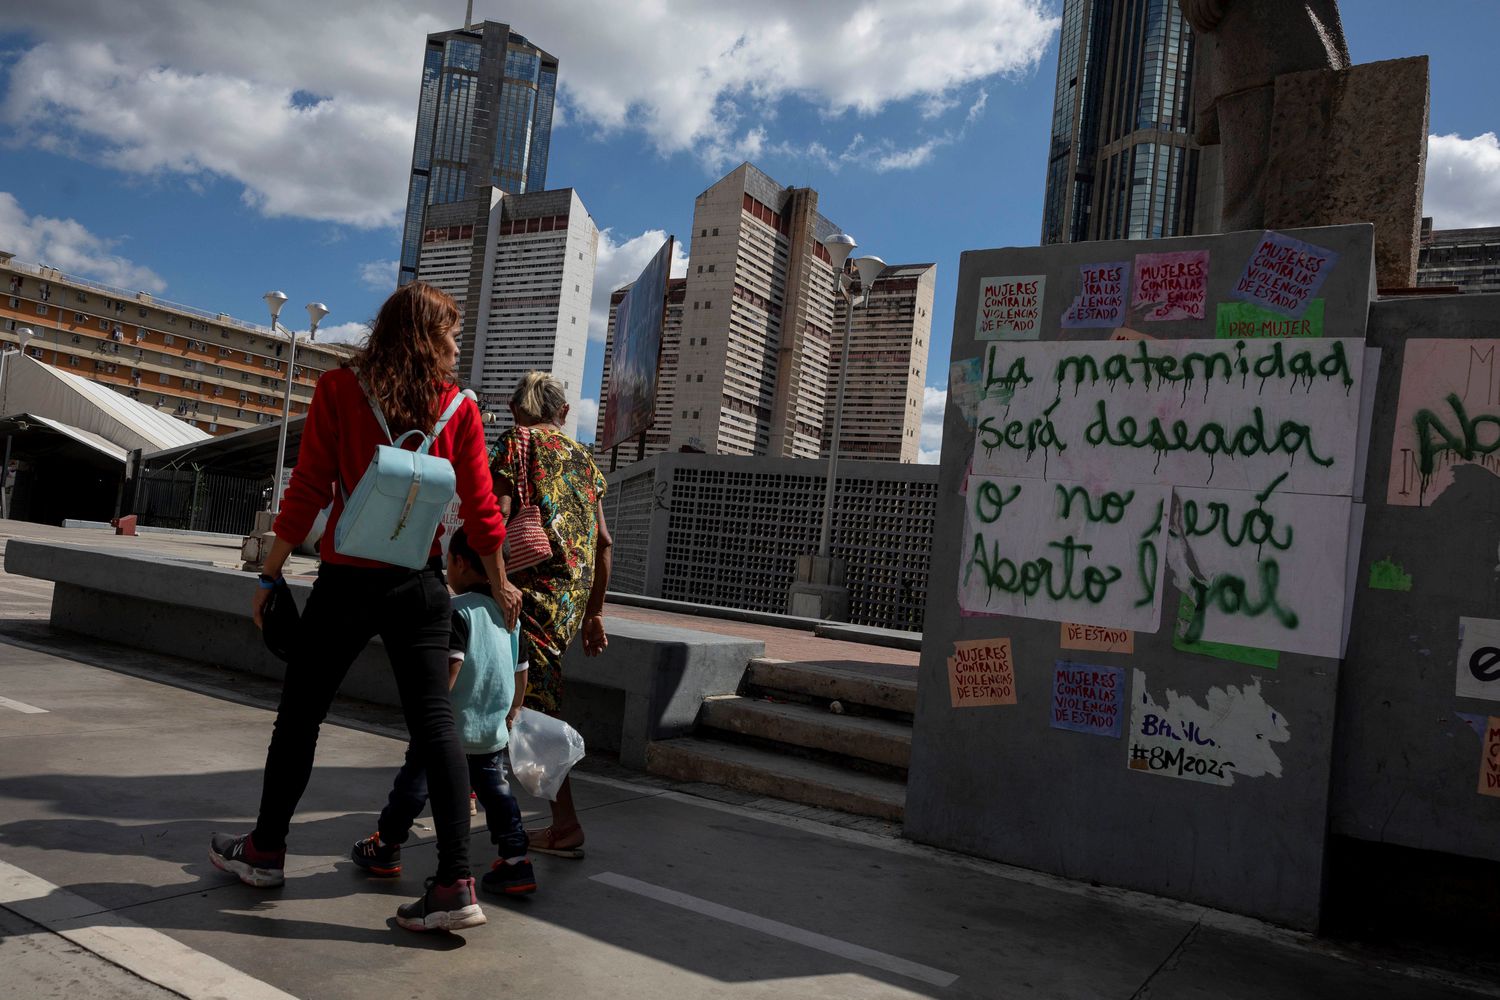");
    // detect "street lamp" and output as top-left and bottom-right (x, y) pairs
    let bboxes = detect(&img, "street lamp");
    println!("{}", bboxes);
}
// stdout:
(816, 233), (885, 559)
(265, 293), (327, 515)
(0, 326), (34, 519)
